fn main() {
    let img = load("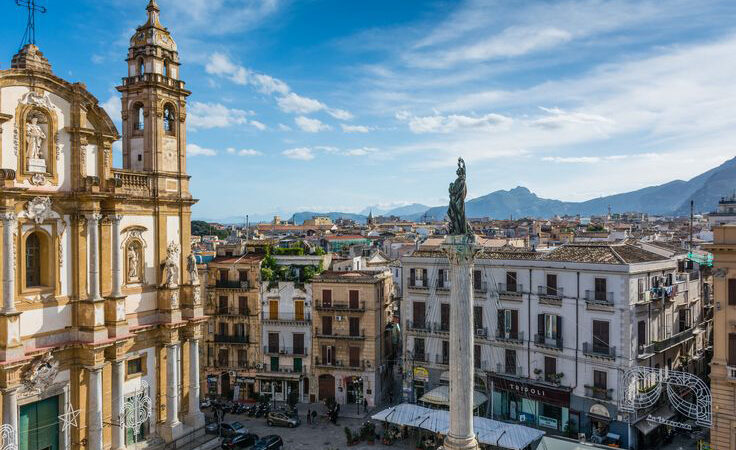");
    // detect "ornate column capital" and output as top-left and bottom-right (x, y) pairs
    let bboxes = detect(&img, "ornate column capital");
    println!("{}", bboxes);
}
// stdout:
(108, 214), (123, 224)
(1, 211), (16, 222)
(87, 213), (102, 223)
